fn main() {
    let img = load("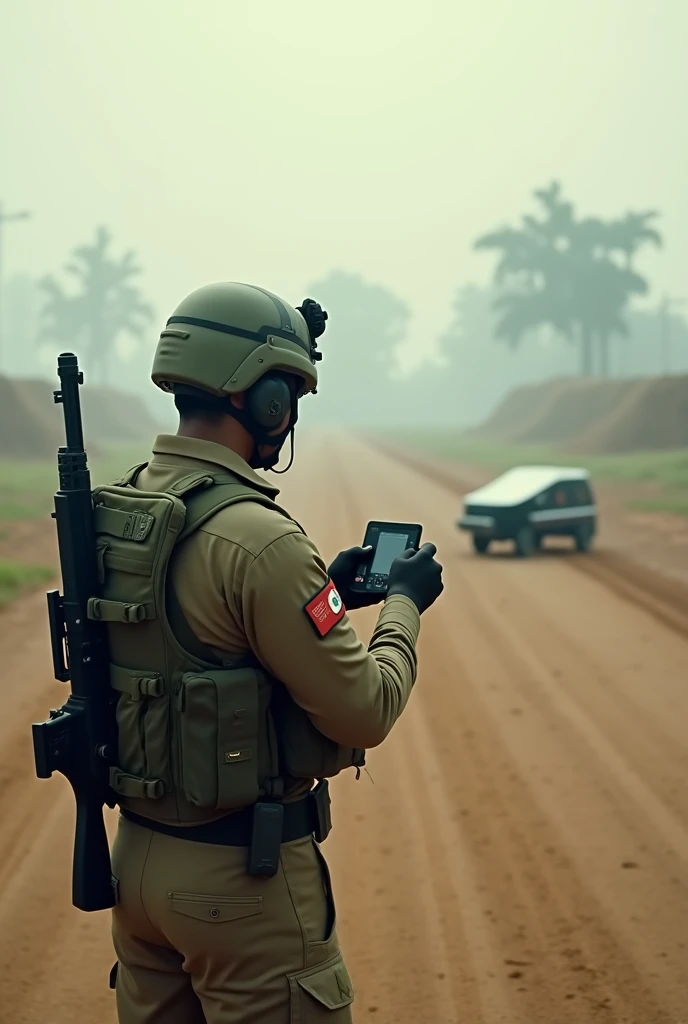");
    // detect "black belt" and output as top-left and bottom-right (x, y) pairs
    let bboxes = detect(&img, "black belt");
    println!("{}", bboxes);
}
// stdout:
(121, 780), (332, 848)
